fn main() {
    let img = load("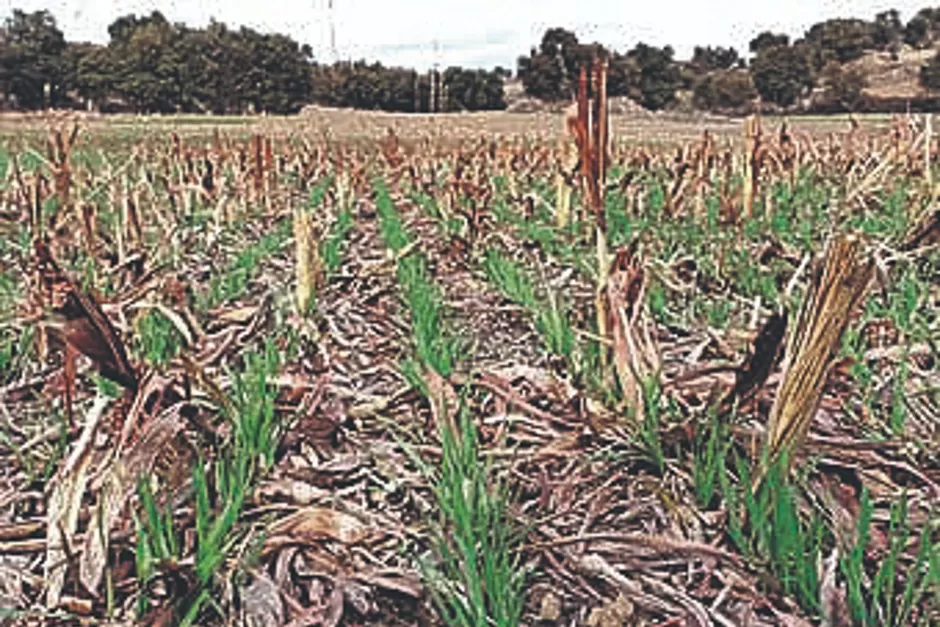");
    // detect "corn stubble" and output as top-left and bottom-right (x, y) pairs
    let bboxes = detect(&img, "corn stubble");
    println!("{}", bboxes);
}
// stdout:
(762, 234), (874, 481)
